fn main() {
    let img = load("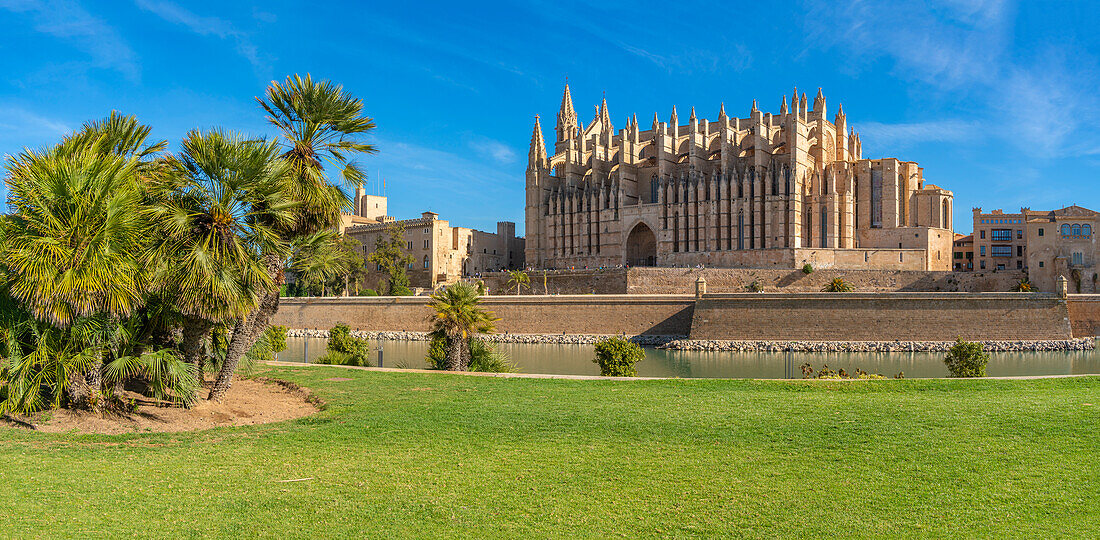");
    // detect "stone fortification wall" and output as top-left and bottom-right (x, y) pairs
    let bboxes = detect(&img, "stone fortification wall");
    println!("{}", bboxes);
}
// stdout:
(1067, 295), (1100, 337)
(272, 295), (694, 336)
(690, 292), (1072, 341)
(629, 267), (1024, 294)
(472, 267), (1024, 296)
